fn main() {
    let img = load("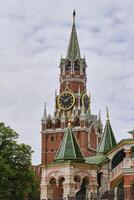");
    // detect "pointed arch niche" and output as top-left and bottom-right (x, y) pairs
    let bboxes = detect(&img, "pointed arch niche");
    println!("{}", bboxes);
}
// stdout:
(46, 118), (52, 129)
(74, 59), (80, 74)
(74, 116), (80, 127)
(55, 118), (61, 129)
(65, 60), (71, 74)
